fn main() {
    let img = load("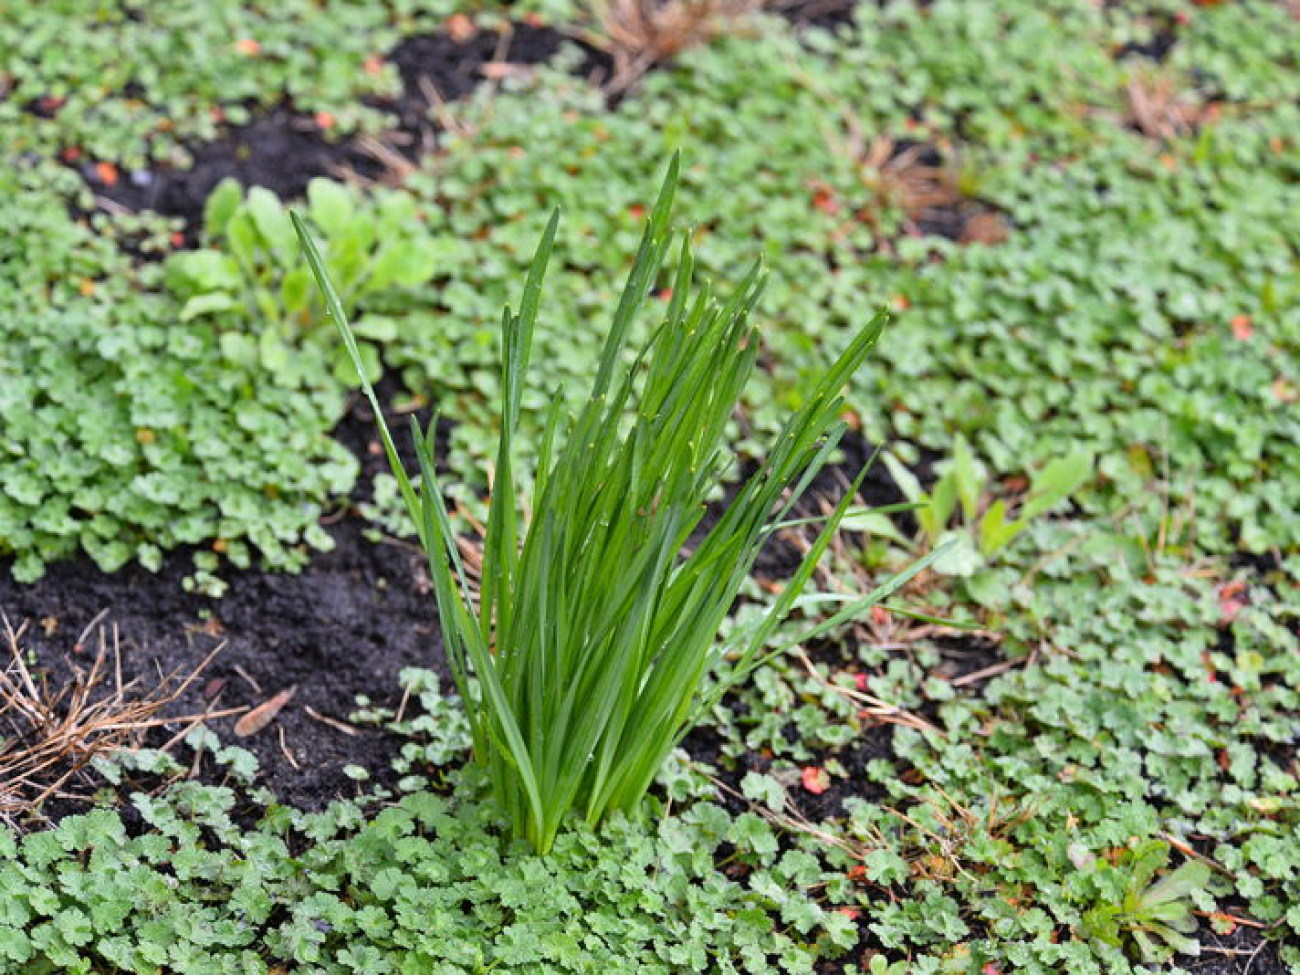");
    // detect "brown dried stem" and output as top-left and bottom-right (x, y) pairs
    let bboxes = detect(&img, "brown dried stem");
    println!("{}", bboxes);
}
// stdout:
(581, 0), (766, 93)
(0, 613), (230, 822)
(1125, 66), (1202, 141)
